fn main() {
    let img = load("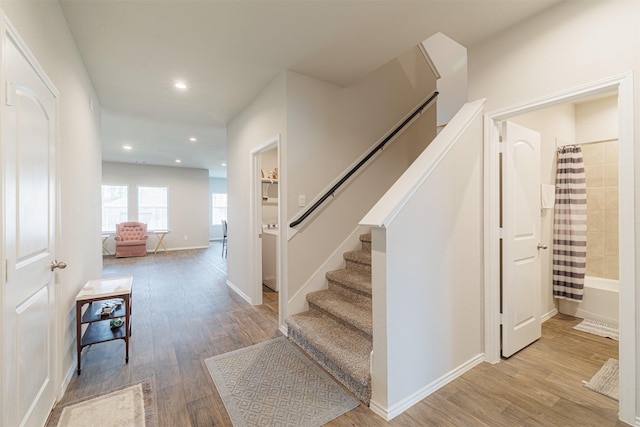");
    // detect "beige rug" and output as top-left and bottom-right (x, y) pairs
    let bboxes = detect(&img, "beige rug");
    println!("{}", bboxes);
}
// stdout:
(584, 358), (619, 401)
(48, 380), (157, 427)
(573, 319), (619, 341)
(205, 337), (359, 427)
